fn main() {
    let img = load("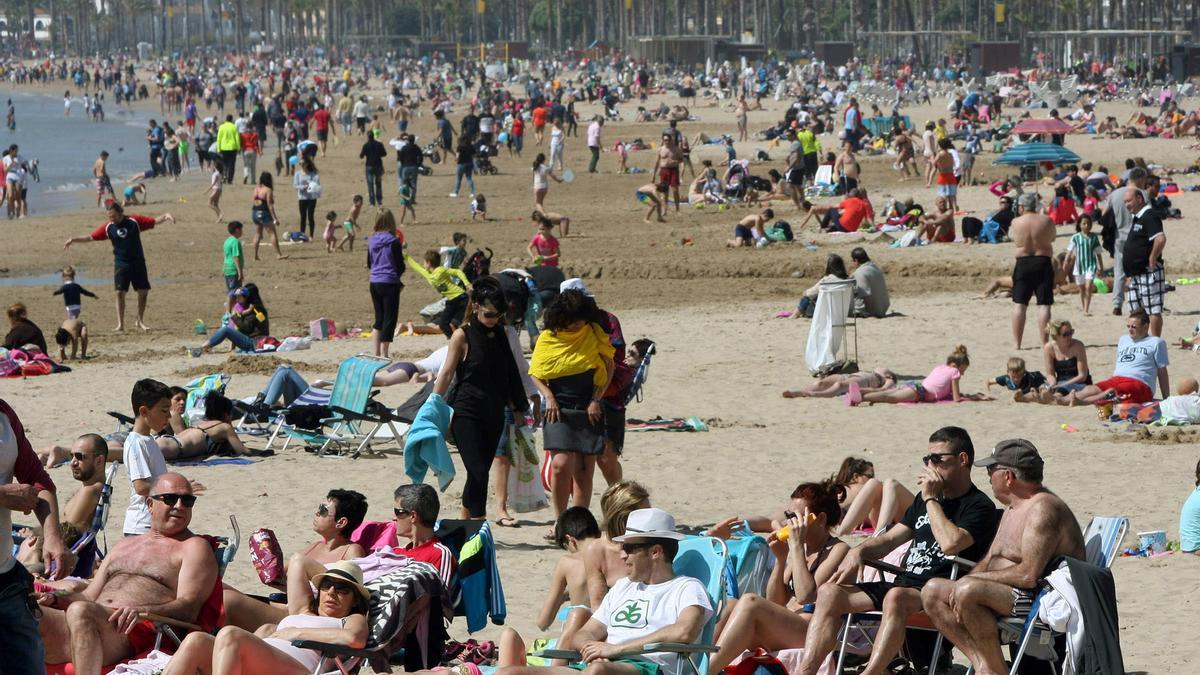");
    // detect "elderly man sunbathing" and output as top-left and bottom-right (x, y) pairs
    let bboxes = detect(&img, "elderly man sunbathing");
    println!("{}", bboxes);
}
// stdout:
(38, 472), (217, 675)
(496, 508), (712, 675)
